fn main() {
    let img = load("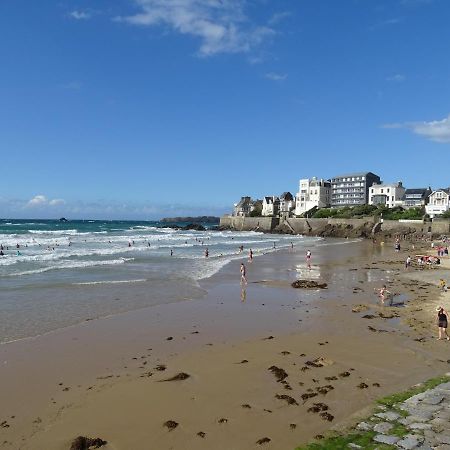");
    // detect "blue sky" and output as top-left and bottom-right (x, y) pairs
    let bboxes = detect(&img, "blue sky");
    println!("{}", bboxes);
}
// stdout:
(1, 0), (449, 219)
